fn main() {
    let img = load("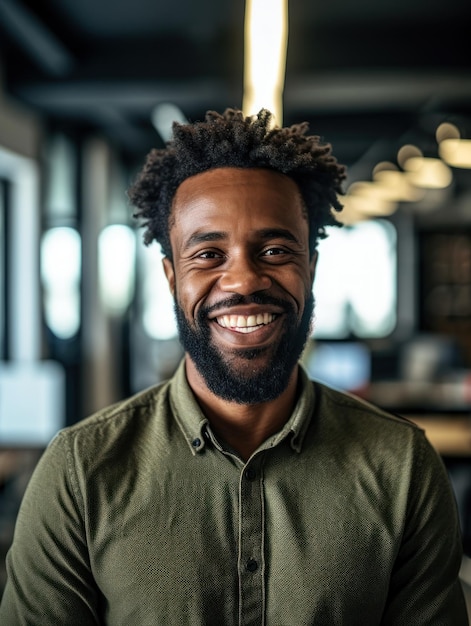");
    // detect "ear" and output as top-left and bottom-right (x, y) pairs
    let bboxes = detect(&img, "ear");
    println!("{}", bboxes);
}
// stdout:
(309, 251), (318, 284)
(162, 257), (175, 296)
